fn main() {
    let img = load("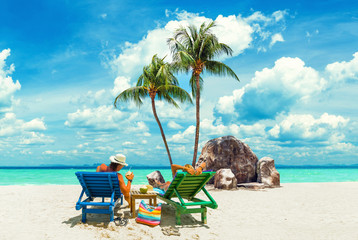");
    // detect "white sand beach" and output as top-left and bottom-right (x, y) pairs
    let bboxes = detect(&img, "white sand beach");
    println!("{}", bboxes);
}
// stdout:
(1, 182), (358, 240)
